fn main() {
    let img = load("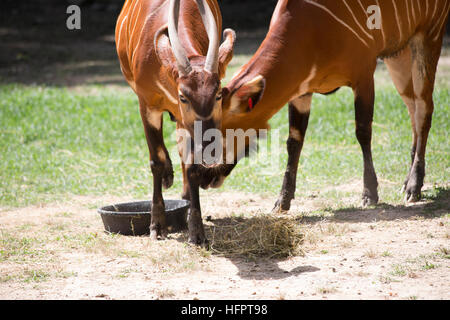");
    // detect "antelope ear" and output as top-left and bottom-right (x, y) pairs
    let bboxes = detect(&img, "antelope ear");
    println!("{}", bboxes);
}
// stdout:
(226, 75), (266, 114)
(218, 29), (236, 79)
(154, 25), (178, 73)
